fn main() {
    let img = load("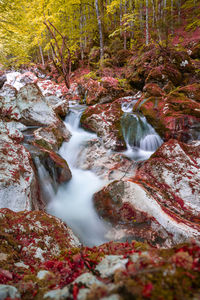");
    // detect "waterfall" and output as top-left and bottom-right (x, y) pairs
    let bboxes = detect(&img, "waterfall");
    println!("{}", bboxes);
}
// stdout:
(121, 102), (163, 161)
(47, 101), (109, 246)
